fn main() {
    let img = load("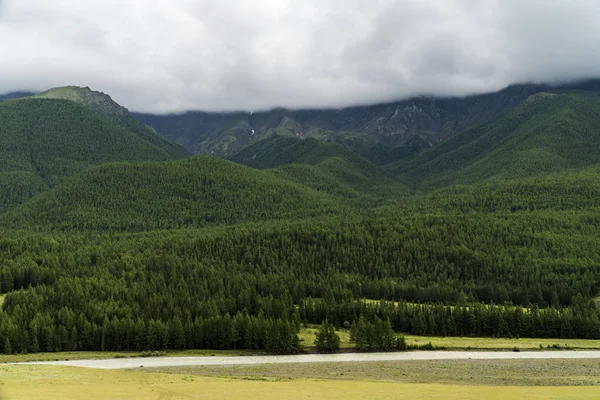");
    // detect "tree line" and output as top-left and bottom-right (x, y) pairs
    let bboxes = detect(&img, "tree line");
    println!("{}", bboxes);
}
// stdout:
(0, 200), (599, 354)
